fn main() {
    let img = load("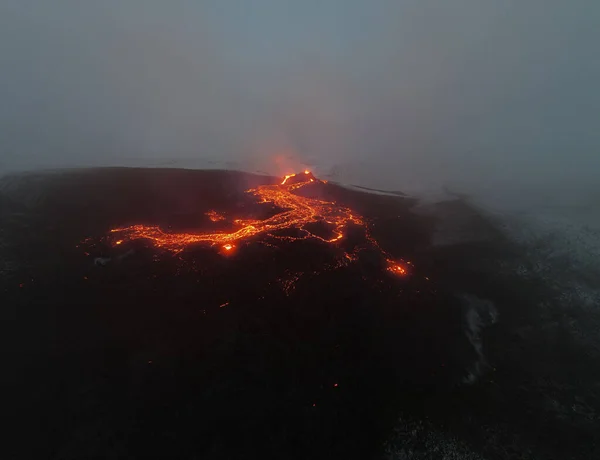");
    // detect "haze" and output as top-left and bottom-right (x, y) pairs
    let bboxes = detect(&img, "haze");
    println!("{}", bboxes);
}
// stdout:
(1, 1), (599, 209)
